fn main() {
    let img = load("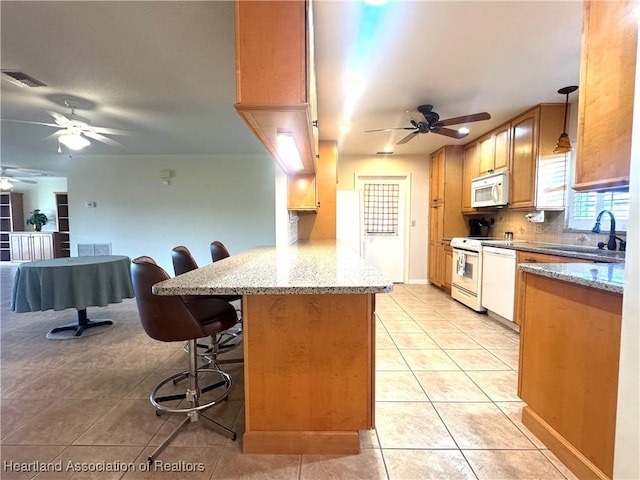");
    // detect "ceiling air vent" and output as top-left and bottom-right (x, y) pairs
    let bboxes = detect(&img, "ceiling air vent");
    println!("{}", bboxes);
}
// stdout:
(1, 70), (47, 88)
